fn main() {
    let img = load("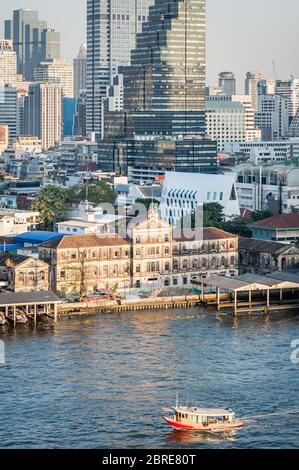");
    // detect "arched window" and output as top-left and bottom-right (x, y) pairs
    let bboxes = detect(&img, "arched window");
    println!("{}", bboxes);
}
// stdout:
(28, 271), (35, 282)
(221, 257), (226, 266)
(103, 265), (108, 276)
(211, 257), (216, 267)
(124, 263), (130, 274)
(192, 259), (197, 269)
(202, 258), (207, 267)
(18, 272), (25, 284)
(230, 256), (235, 265)
(113, 265), (118, 275)
(39, 271), (45, 281)
(173, 260), (179, 271)
(164, 234), (169, 242)
(183, 259), (188, 270)
(165, 262), (170, 271)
